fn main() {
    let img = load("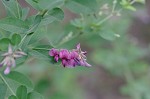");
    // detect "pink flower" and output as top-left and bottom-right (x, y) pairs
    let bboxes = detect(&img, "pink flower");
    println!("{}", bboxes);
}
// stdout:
(59, 49), (70, 59)
(49, 43), (91, 68)
(75, 43), (91, 67)
(49, 48), (59, 62)
(59, 49), (70, 67)
(0, 45), (27, 74)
